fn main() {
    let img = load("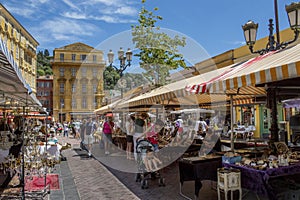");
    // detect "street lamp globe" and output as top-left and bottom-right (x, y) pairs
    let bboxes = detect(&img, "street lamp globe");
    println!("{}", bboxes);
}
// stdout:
(118, 47), (124, 60)
(286, 2), (300, 30)
(126, 48), (133, 62)
(107, 49), (114, 64)
(242, 20), (258, 46)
